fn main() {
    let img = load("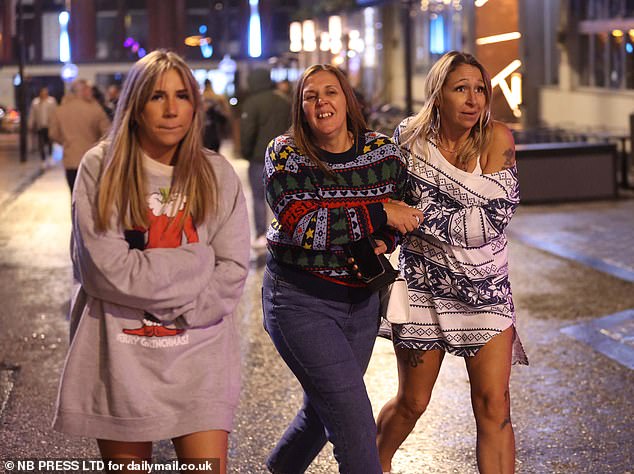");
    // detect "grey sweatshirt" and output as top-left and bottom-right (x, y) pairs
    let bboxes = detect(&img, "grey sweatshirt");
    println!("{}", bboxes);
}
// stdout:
(53, 145), (250, 441)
